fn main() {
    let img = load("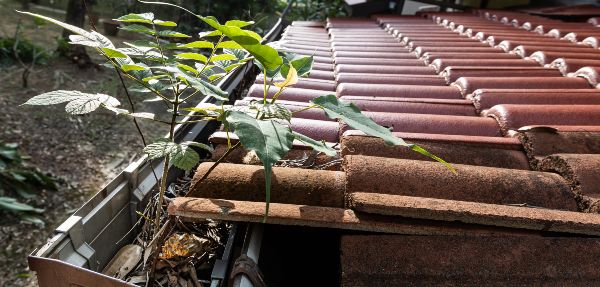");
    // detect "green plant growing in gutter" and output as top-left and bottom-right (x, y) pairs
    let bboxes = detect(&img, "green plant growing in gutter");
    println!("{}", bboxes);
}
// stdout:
(19, 4), (454, 232)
